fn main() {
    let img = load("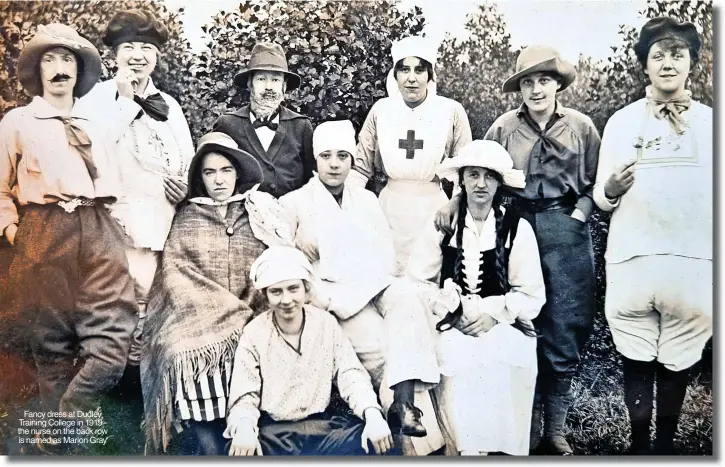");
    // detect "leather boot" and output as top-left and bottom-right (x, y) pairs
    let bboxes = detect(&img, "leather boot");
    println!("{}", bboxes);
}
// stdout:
(653, 363), (690, 455)
(529, 381), (544, 454)
(388, 380), (426, 437)
(387, 401), (427, 437)
(622, 356), (656, 455)
(543, 374), (574, 455)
